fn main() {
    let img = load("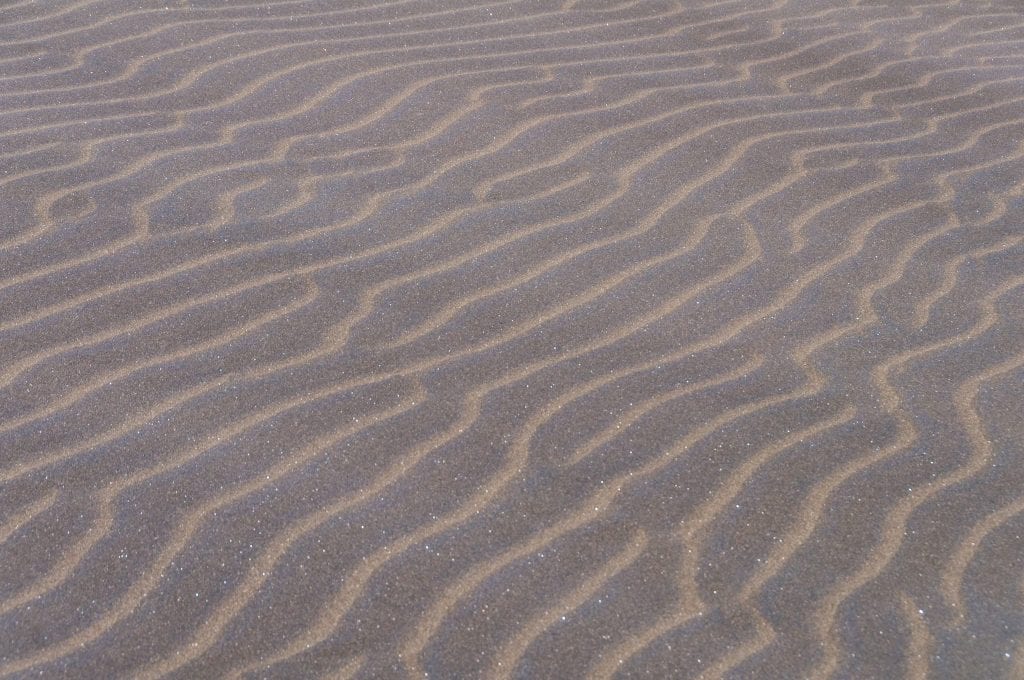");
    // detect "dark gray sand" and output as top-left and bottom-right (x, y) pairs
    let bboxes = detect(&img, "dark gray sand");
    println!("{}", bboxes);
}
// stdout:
(2, 0), (1024, 677)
